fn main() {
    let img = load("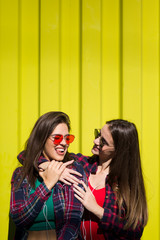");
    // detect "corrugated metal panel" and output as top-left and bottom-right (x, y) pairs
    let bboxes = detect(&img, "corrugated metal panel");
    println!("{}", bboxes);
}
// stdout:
(0, 0), (159, 239)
